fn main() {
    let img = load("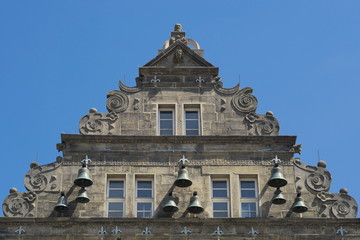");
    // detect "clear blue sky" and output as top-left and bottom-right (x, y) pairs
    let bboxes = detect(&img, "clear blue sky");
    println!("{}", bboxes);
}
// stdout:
(1, 1), (359, 217)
